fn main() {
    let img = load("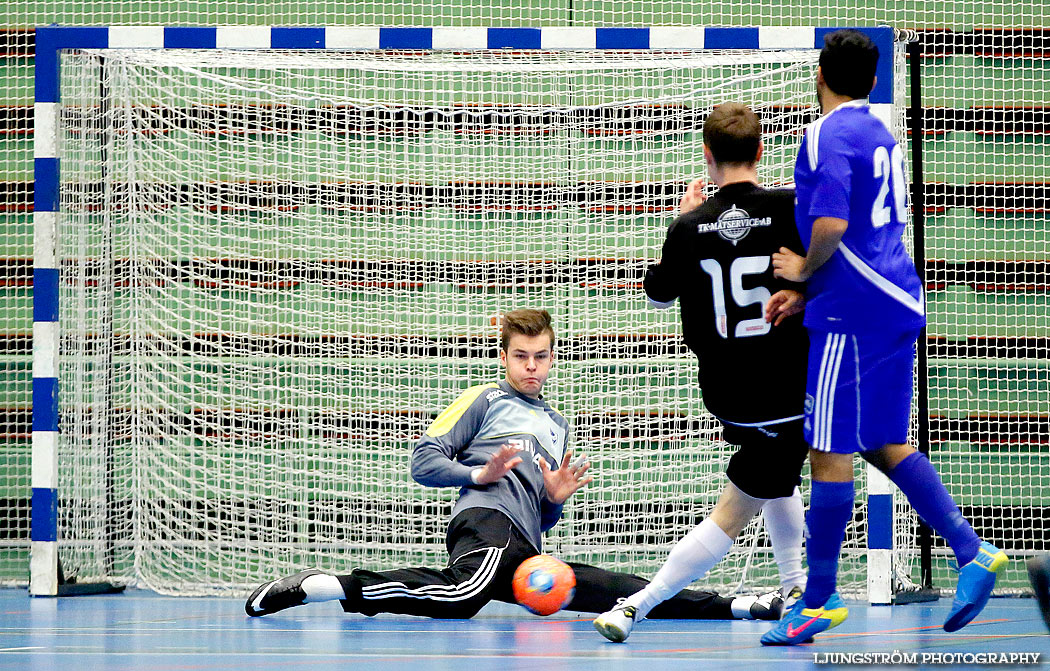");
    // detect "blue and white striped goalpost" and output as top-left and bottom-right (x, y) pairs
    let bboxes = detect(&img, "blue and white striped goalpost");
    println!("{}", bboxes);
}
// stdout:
(31, 24), (901, 600)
